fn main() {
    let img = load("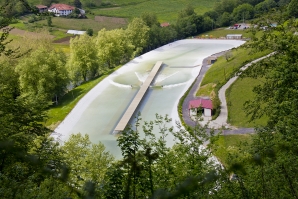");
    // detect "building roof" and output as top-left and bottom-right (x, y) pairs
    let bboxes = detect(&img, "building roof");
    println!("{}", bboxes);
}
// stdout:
(49, 4), (75, 11)
(36, 5), (48, 9)
(160, 22), (170, 27)
(67, 30), (86, 35)
(189, 98), (213, 109)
